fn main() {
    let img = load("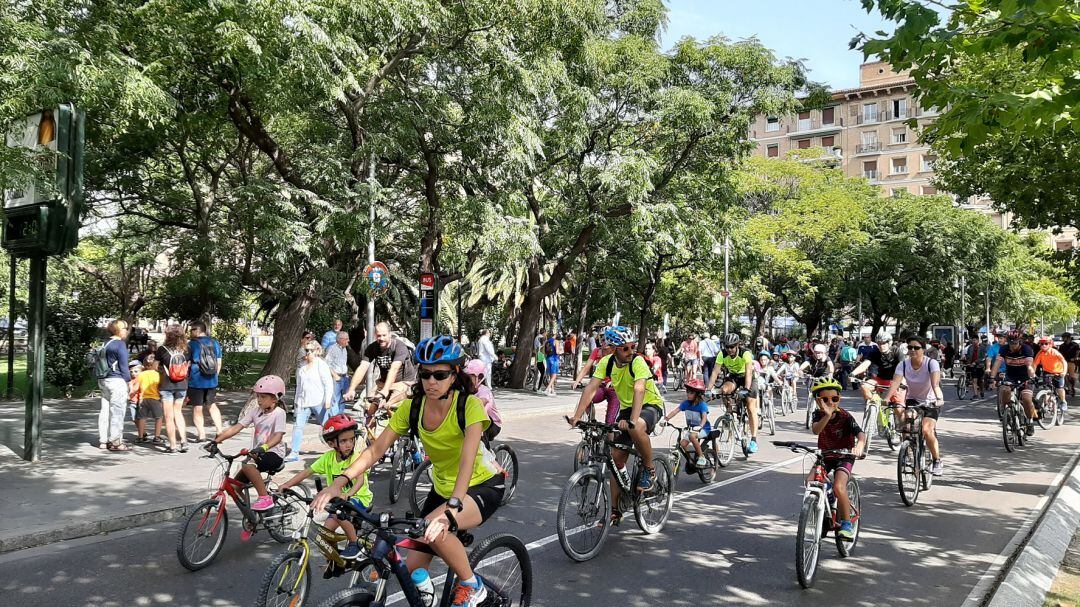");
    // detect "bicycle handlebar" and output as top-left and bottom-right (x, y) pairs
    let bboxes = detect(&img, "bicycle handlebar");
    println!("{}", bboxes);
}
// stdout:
(771, 441), (858, 458)
(324, 498), (456, 538)
(565, 415), (634, 431)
